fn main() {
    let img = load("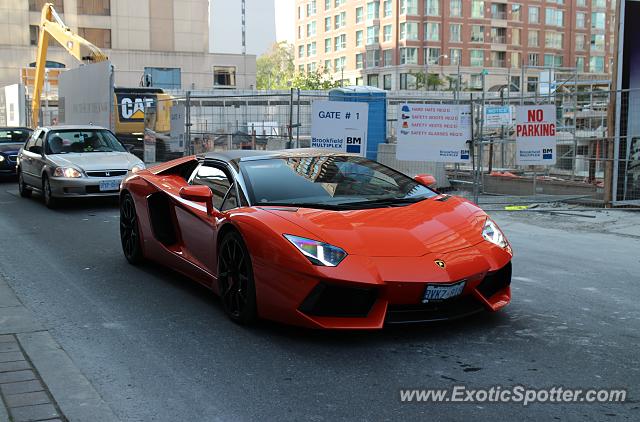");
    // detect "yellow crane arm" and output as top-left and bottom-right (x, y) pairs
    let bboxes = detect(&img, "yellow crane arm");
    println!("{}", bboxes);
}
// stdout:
(31, 2), (109, 128)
